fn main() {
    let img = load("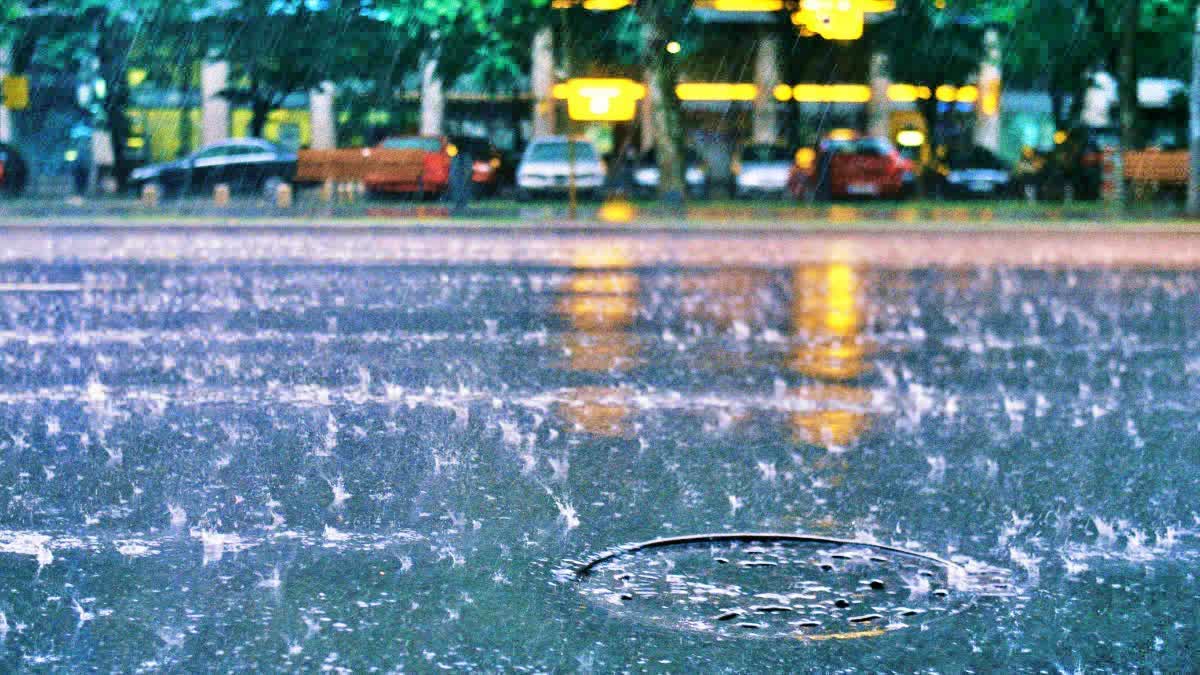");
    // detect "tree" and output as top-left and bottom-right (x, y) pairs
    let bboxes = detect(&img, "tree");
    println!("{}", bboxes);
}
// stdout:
(876, 0), (984, 189)
(212, 0), (389, 139)
(1, 0), (216, 186)
(374, 0), (554, 135)
(634, 0), (693, 203)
